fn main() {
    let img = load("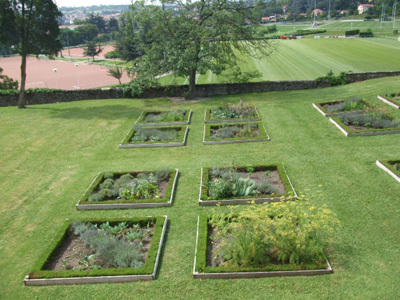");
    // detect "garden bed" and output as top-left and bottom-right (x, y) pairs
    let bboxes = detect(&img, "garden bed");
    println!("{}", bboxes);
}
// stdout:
(203, 122), (270, 145)
(377, 95), (400, 109)
(24, 216), (167, 285)
(193, 214), (334, 279)
(199, 164), (297, 206)
(376, 160), (400, 183)
(313, 97), (373, 117)
(76, 169), (178, 210)
(119, 125), (189, 148)
(135, 109), (192, 126)
(329, 114), (400, 136)
(204, 102), (261, 123)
